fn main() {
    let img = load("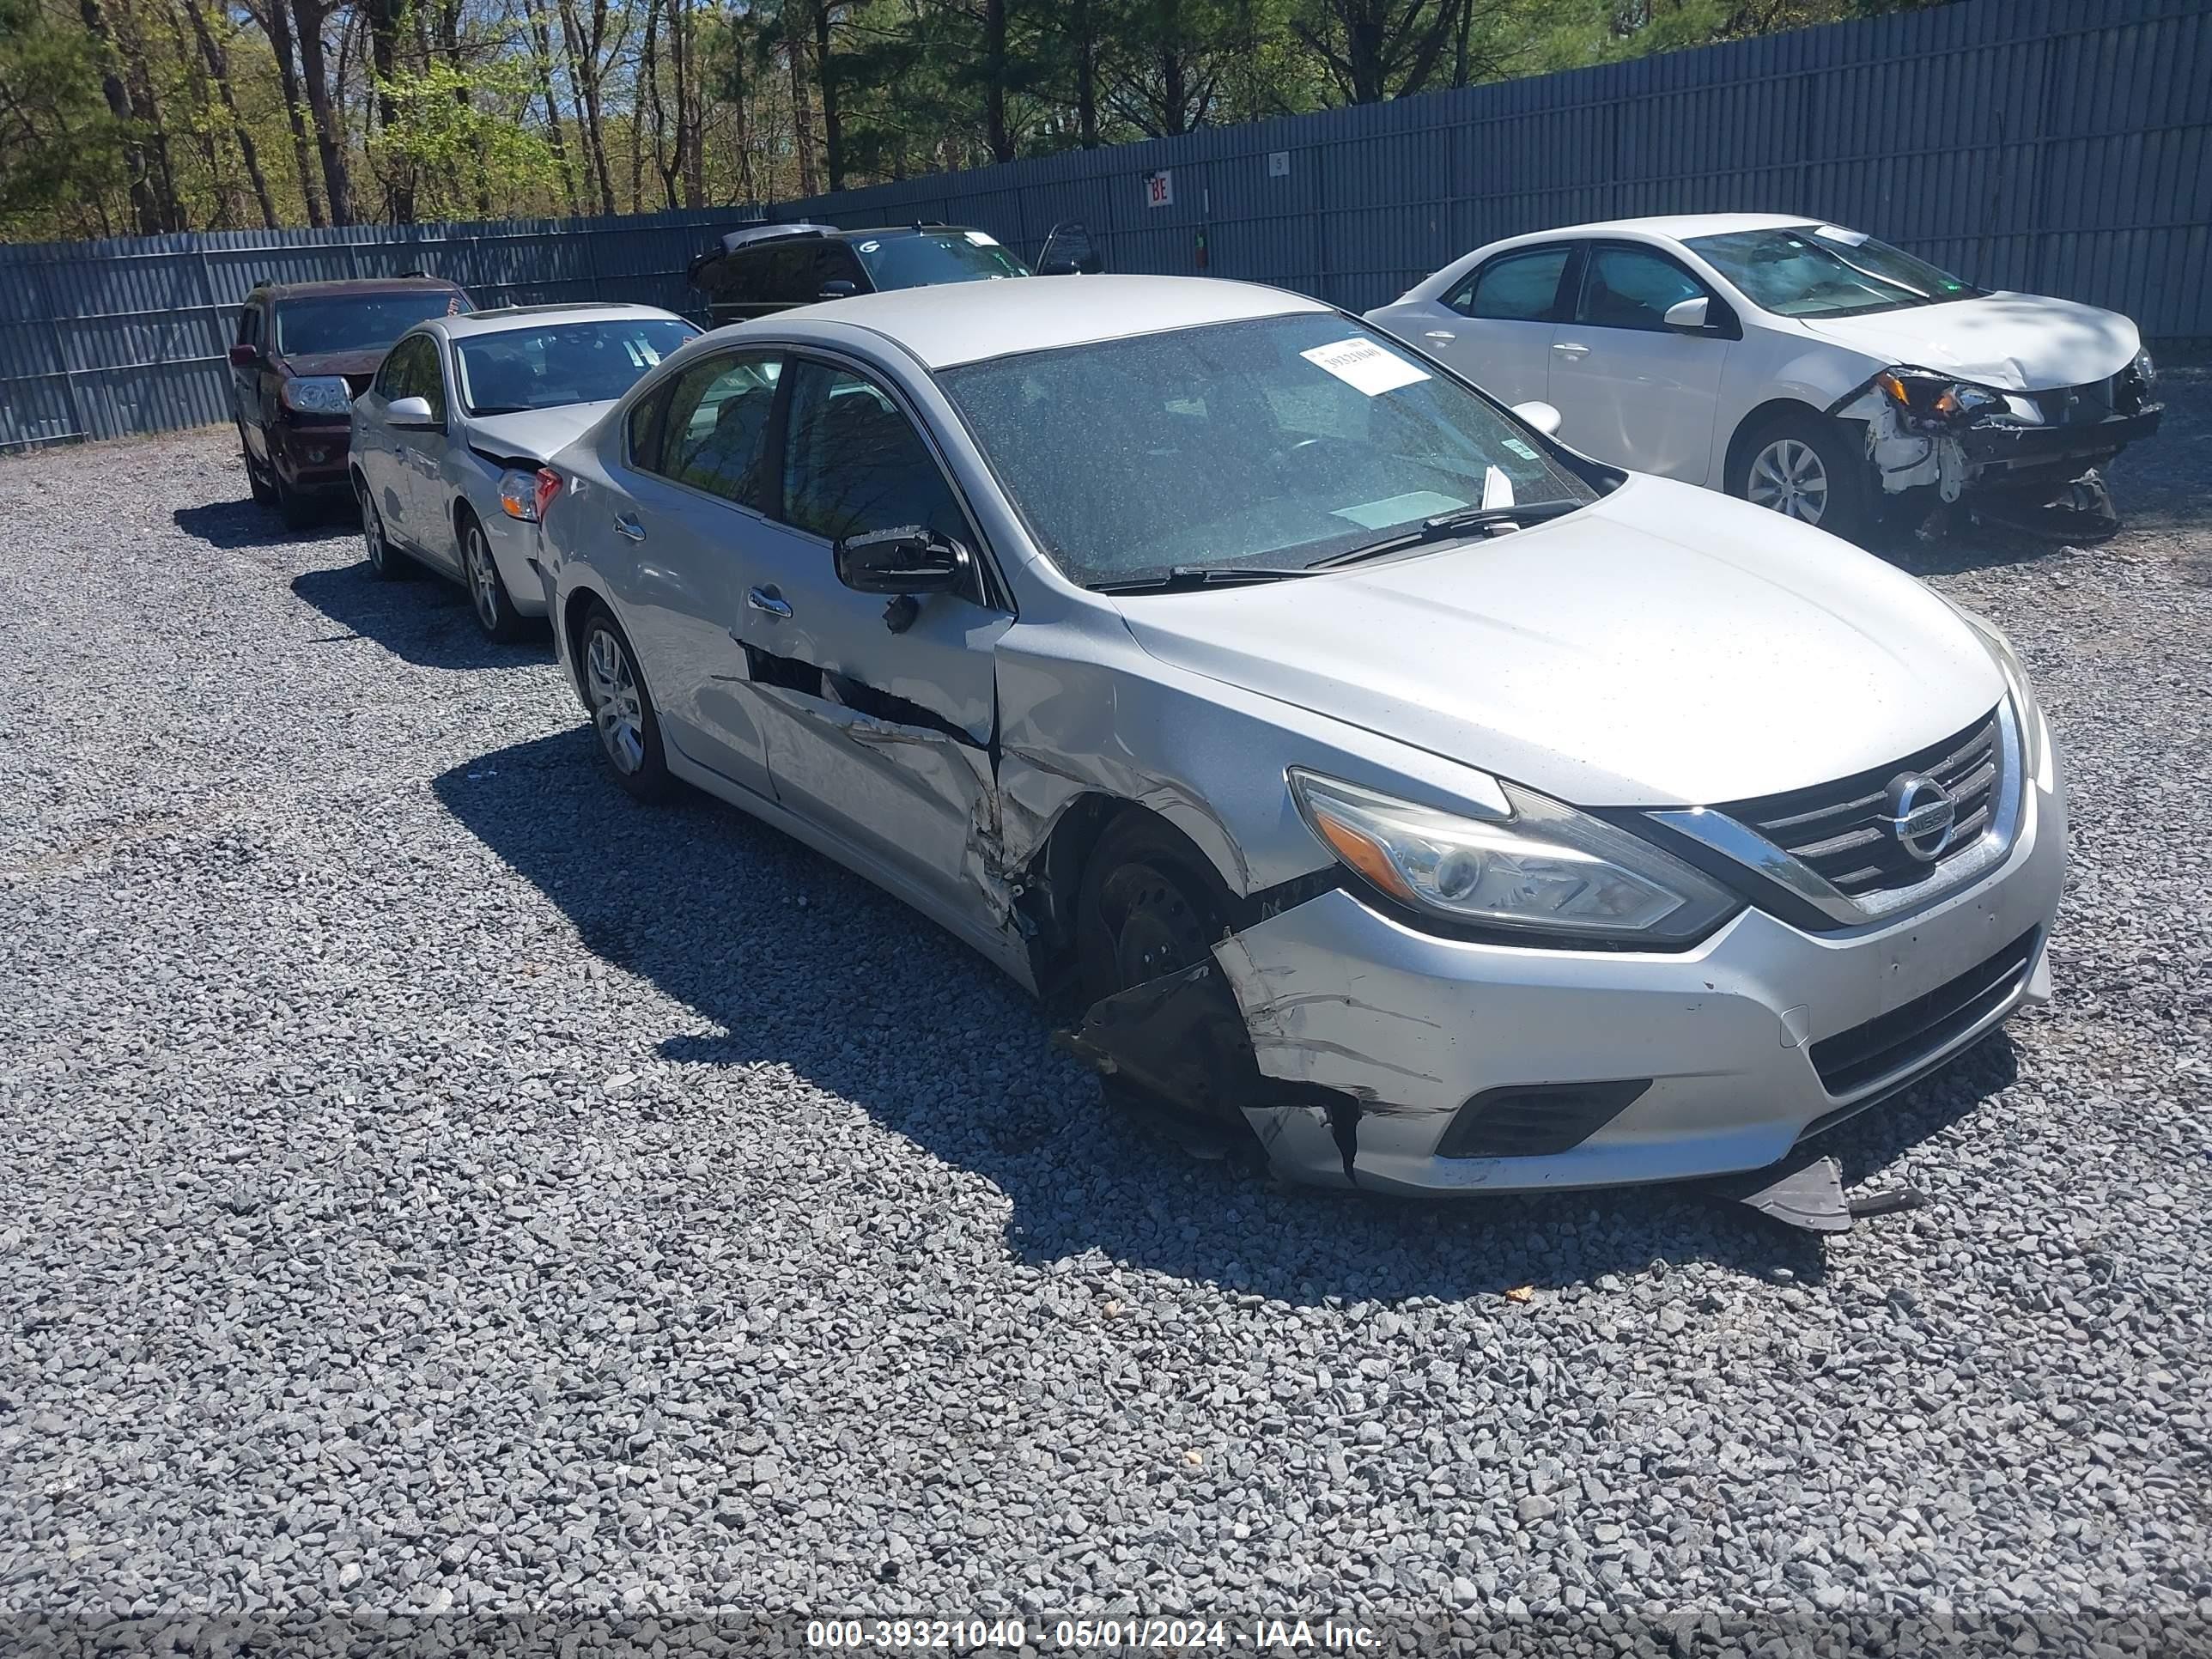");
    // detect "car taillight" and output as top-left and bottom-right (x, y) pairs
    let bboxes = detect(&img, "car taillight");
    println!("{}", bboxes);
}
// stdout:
(533, 468), (562, 522)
